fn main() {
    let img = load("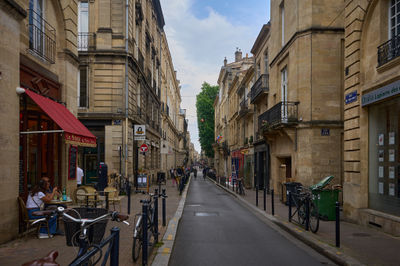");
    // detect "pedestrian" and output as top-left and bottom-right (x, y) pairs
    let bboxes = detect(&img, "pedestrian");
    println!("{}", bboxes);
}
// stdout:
(171, 168), (177, 187)
(77, 165), (84, 187)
